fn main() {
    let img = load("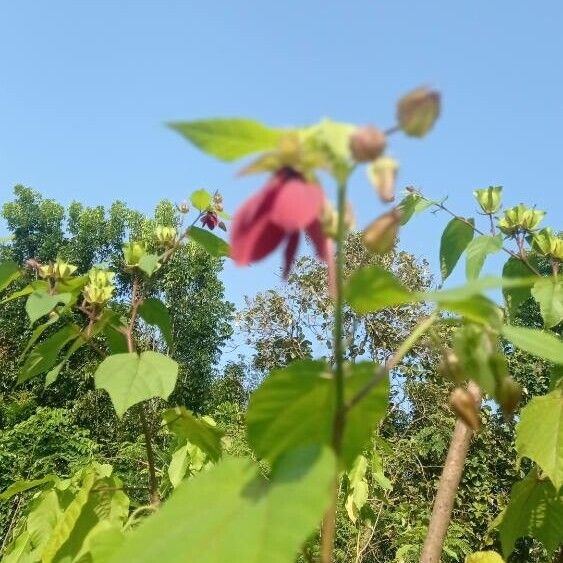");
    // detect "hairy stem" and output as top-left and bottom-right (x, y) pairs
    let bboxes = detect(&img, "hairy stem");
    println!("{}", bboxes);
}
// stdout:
(420, 382), (481, 562)
(320, 177), (348, 563)
(126, 275), (160, 506)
